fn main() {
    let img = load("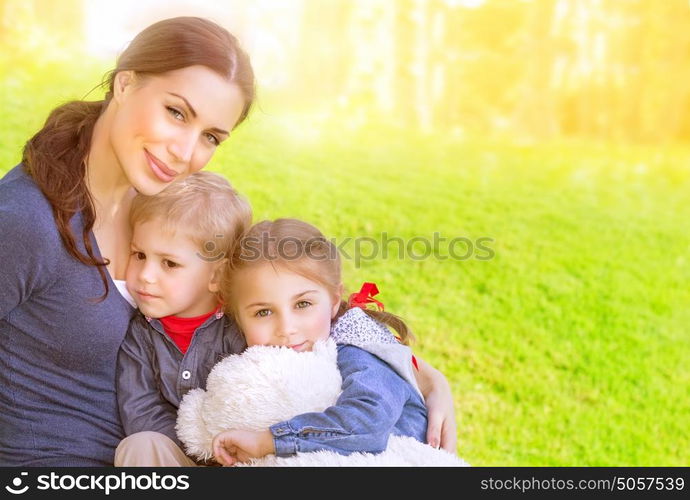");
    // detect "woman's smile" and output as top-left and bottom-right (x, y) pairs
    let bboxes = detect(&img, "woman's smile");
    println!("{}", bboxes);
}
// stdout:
(144, 149), (177, 183)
